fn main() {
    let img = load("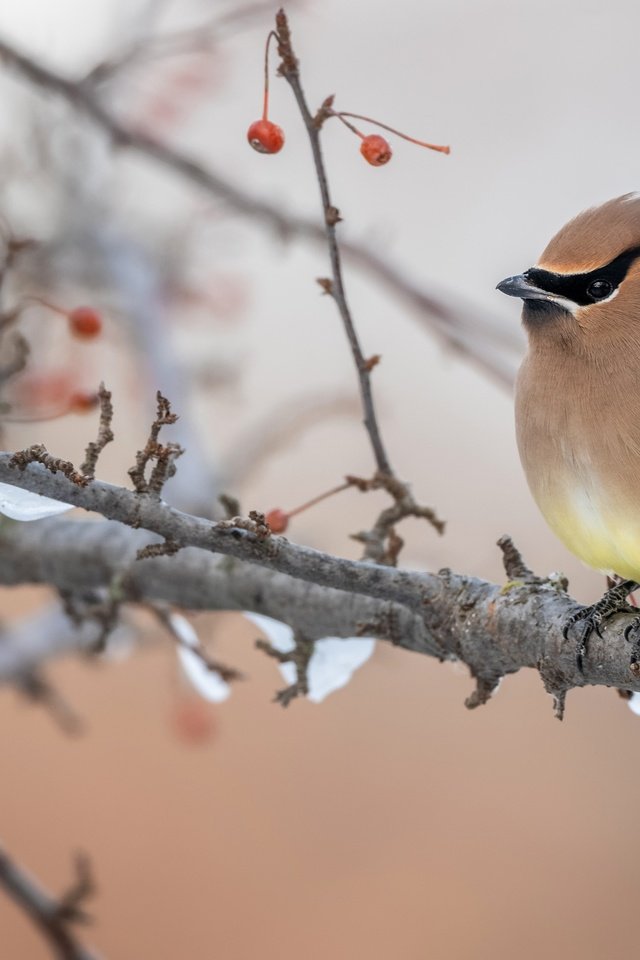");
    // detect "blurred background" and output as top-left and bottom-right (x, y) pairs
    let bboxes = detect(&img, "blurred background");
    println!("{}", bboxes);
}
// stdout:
(1, 0), (640, 957)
